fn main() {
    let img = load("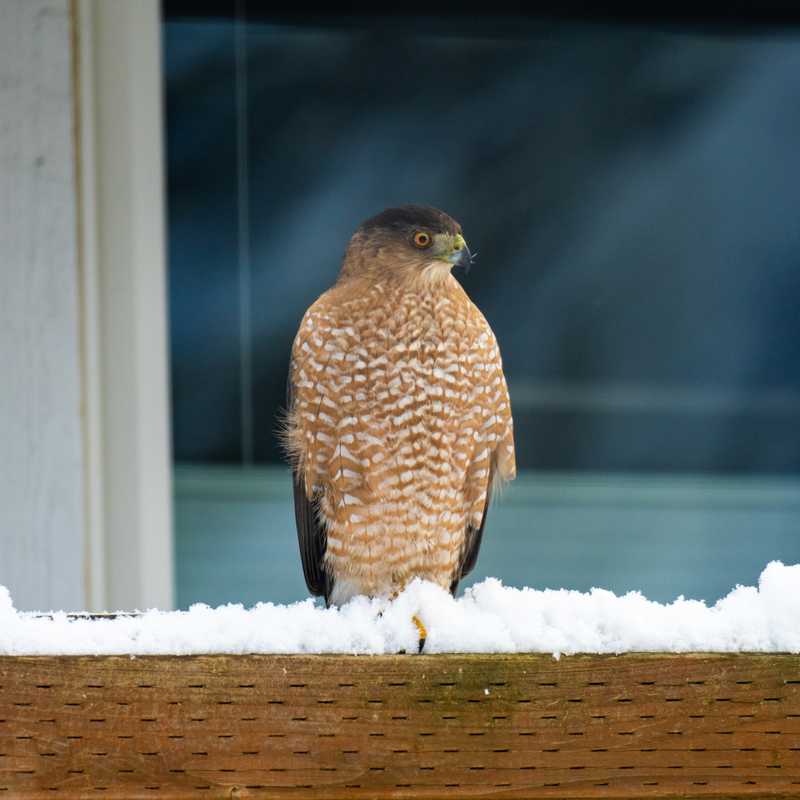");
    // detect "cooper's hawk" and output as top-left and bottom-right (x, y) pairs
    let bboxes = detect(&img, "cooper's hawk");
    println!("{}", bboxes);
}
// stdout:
(284, 205), (516, 622)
